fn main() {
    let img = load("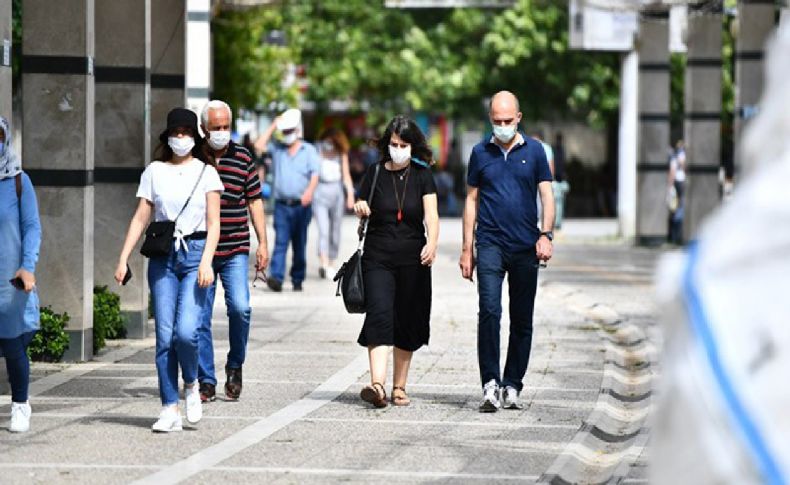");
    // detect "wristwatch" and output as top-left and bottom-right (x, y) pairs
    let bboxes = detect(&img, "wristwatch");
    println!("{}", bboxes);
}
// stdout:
(540, 231), (554, 241)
